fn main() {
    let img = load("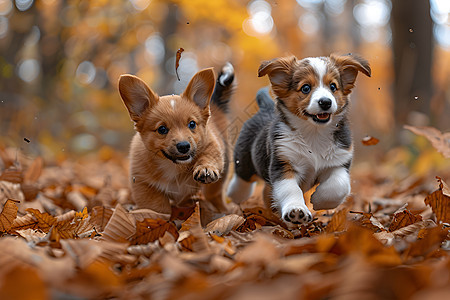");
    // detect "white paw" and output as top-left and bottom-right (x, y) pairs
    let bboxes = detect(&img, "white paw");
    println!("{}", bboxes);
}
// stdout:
(281, 204), (313, 225)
